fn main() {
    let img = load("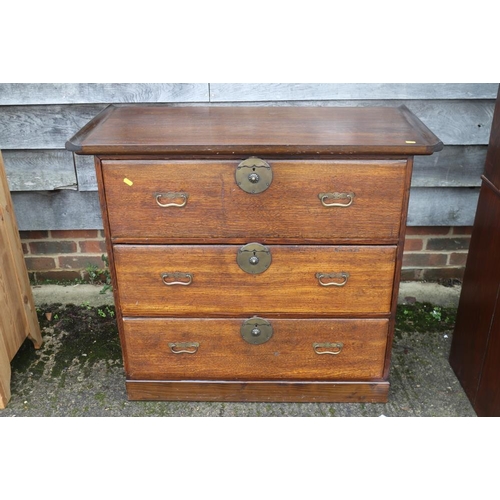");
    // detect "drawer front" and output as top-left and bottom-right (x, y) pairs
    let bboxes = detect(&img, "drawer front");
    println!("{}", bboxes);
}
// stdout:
(102, 159), (407, 243)
(114, 244), (396, 317)
(122, 318), (388, 381)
